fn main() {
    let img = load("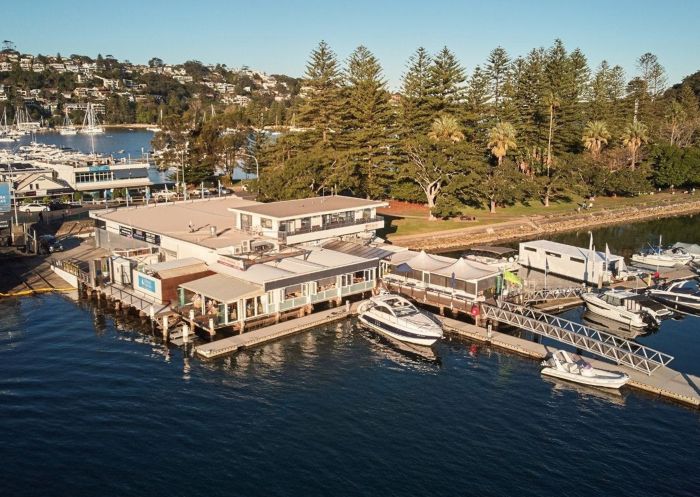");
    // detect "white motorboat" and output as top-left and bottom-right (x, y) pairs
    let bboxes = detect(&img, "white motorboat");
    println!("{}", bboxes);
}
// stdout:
(461, 245), (519, 271)
(541, 350), (629, 389)
(582, 289), (672, 329)
(358, 293), (443, 346)
(632, 247), (692, 268)
(647, 280), (700, 313)
(632, 236), (692, 267)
